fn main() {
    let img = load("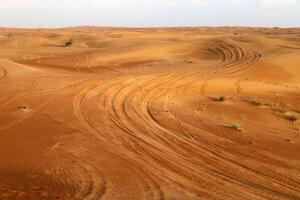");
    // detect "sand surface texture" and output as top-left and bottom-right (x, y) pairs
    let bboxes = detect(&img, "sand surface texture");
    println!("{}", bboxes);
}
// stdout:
(0, 27), (300, 200)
